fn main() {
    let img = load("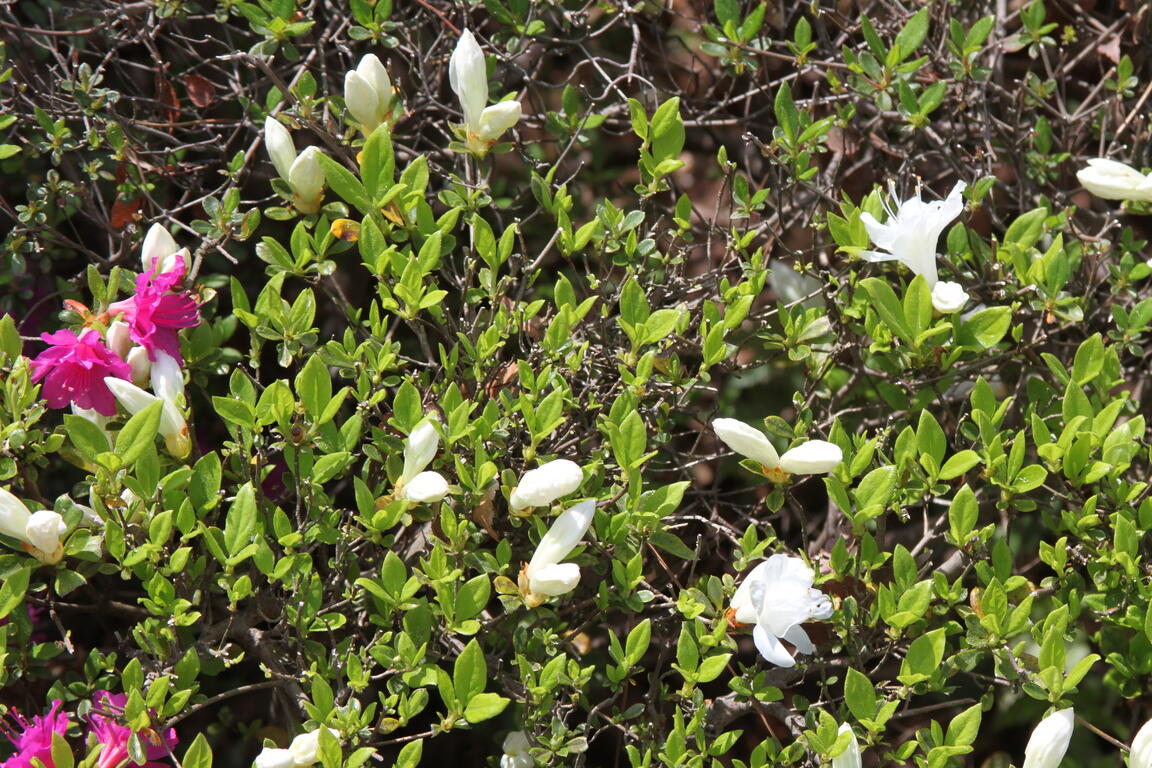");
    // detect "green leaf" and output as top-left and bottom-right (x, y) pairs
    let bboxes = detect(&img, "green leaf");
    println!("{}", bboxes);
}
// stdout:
(948, 485), (978, 543)
(945, 704), (982, 748)
(64, 414), (110, 459)
(893, 6), (930, 60)
(115, 400), (164, 466)
(860, 278), (912, 342)
(625, 619), (651, 668)
(296, 354), (333, 418)
(940, 450), (980, 480)
(453, 639), (487, 704)
(844, 667), (877, 722)
(649, 98), (684, 163)
(316, 153), (372, 213)
(958, 306), (1011, 348)
(463, 692), (509, 723)
(360, 123), (395, 199)
(223, 483), (258, 560)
